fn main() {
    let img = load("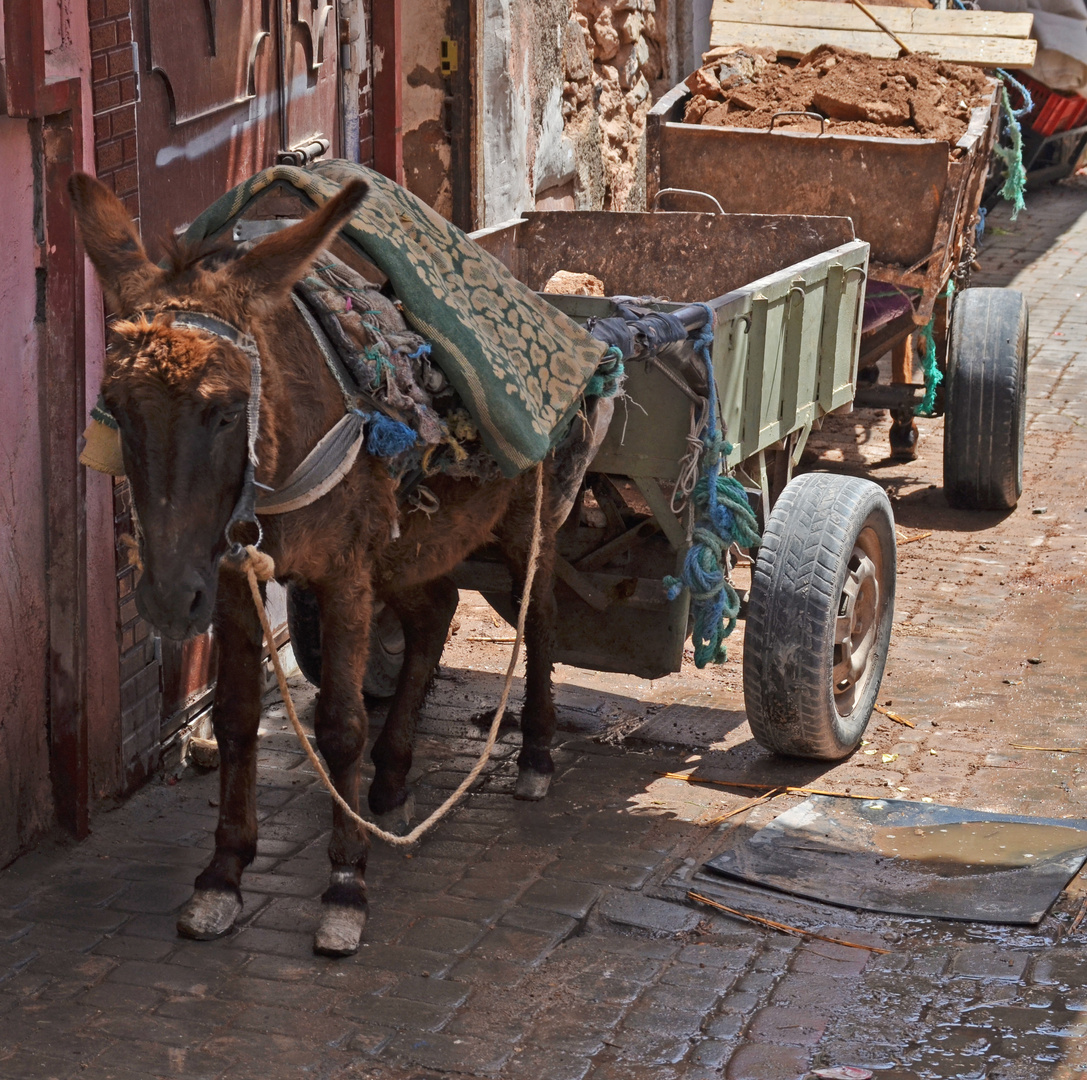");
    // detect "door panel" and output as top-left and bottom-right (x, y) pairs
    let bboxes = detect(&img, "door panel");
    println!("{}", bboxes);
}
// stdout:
(134, 0), (339, 244)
